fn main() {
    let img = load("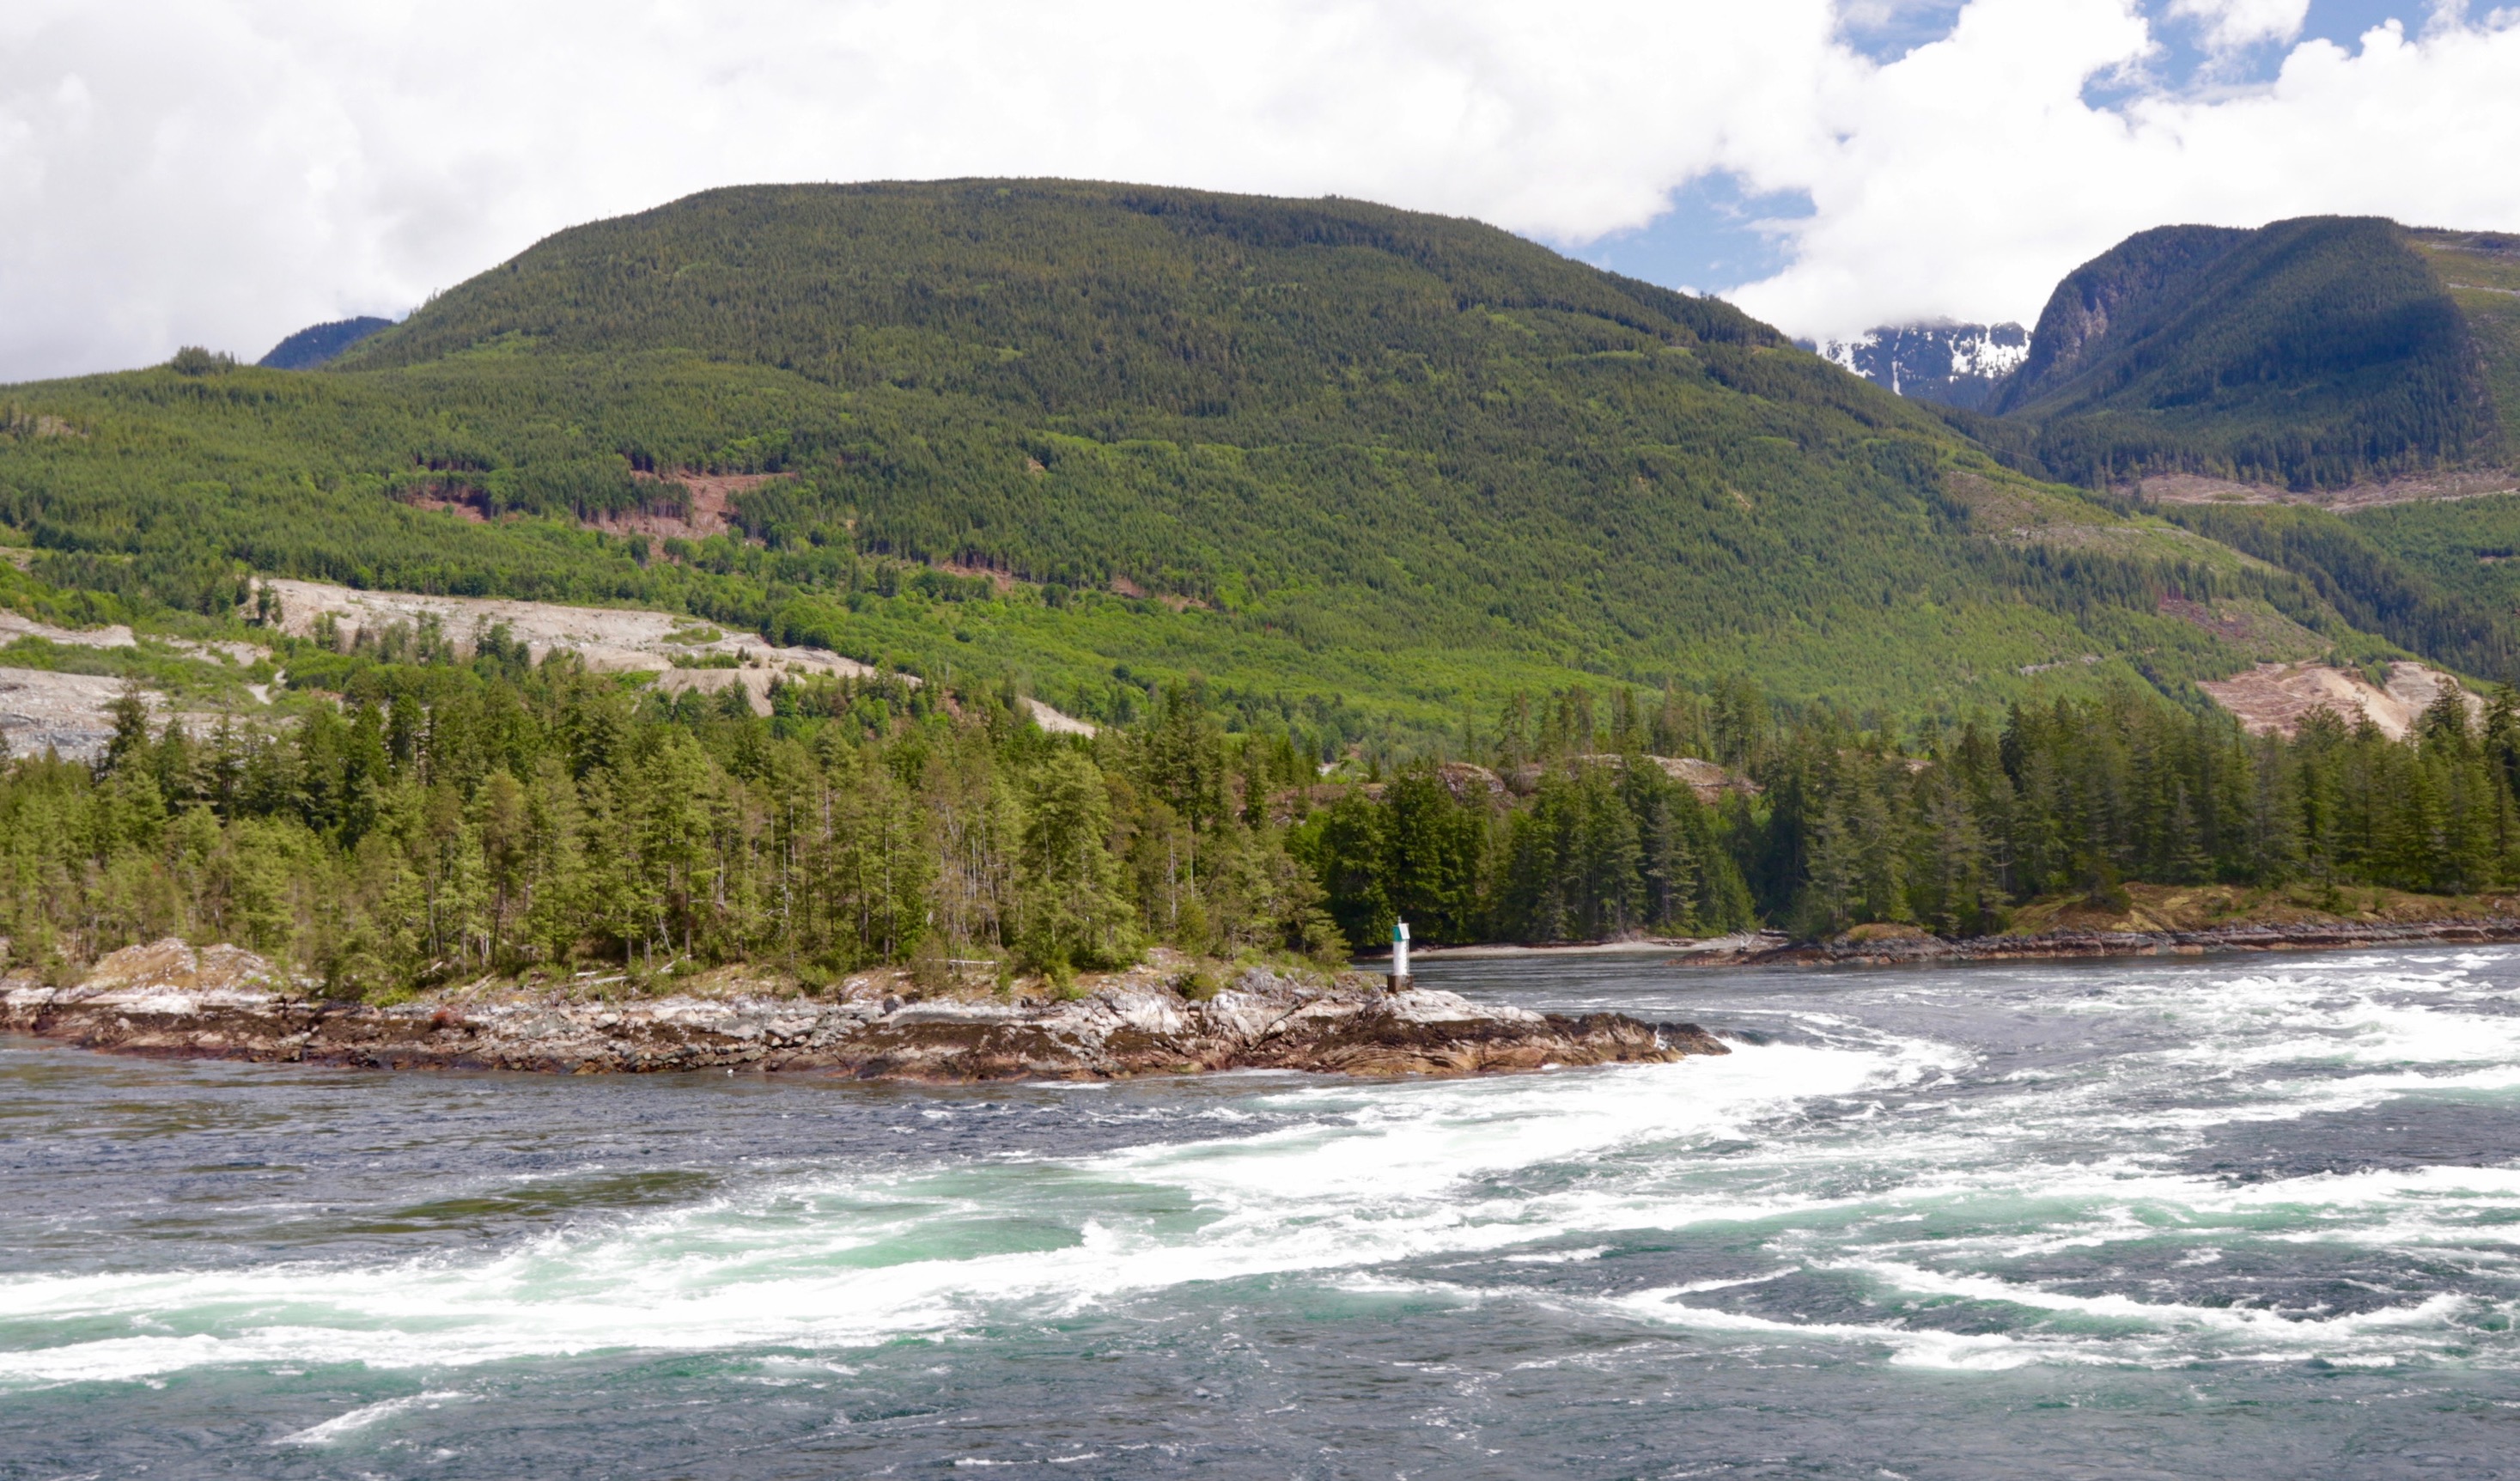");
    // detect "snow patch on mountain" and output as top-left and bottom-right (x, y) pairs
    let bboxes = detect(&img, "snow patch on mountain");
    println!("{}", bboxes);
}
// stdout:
(1810, 322), (2030, 411)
